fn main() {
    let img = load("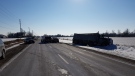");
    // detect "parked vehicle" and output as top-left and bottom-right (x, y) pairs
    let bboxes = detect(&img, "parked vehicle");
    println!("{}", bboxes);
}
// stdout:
(73, 33), (113, 46)
(52, 37), (59, 43)
(0, 38), (6, 59)
(24, 37), (35, 44)
(41, 36), (59, 43)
